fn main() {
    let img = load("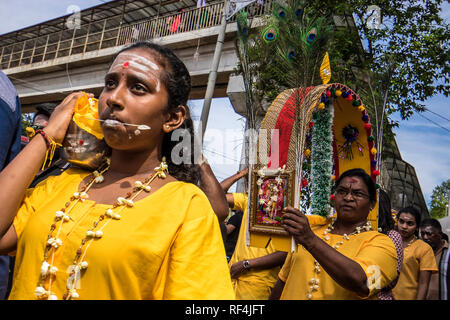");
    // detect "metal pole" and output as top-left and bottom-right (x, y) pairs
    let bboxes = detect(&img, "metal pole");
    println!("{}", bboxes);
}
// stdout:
(198, 0), (228, 138)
